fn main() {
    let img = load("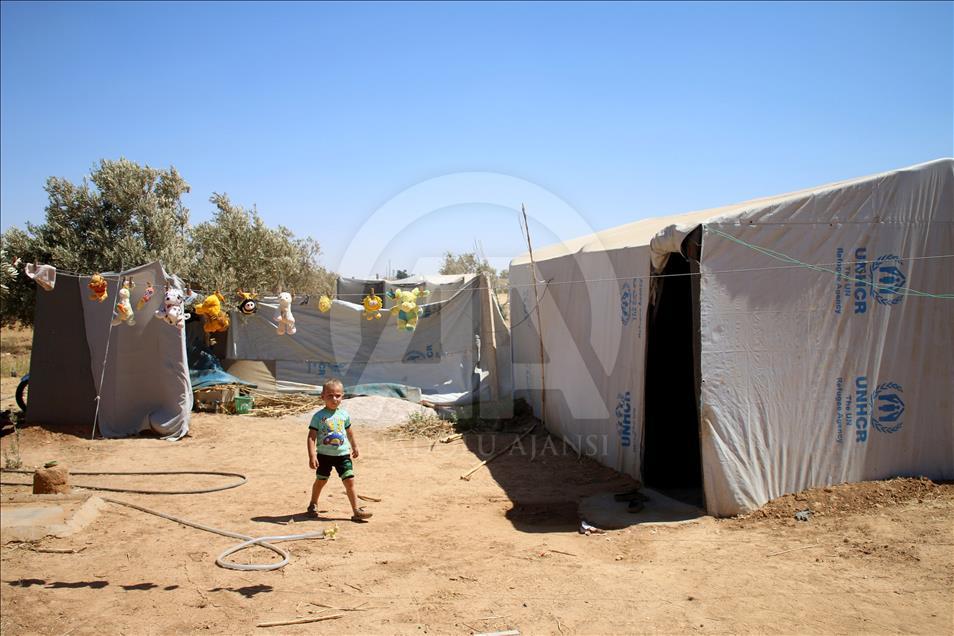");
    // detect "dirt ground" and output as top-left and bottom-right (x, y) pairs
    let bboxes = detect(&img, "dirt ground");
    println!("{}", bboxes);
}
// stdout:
(1, 409), (952, 635)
